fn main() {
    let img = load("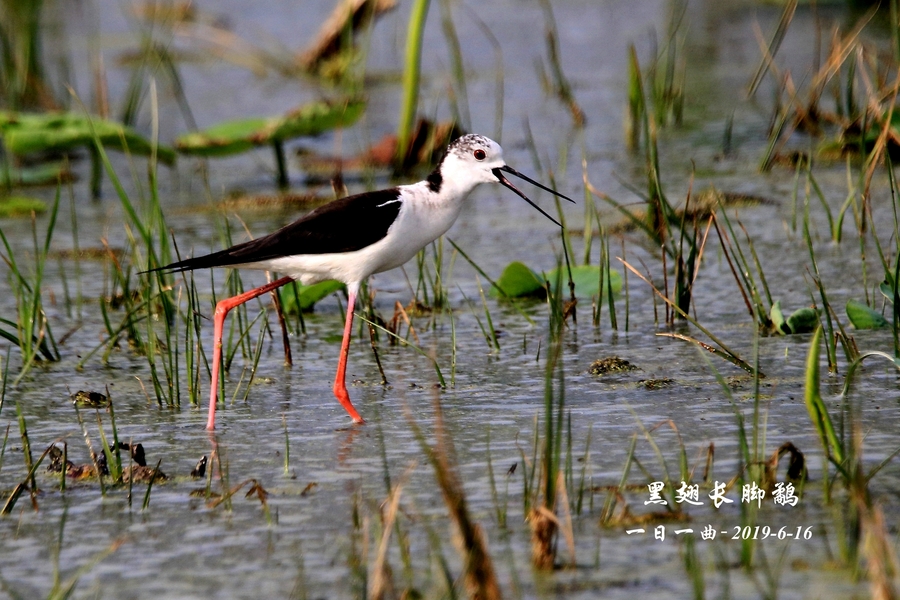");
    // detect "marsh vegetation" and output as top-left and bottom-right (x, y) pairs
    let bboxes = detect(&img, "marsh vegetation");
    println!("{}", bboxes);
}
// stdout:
(1, 0), (900, 598)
